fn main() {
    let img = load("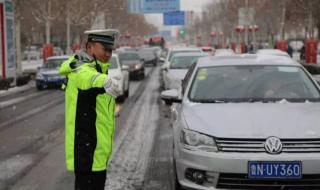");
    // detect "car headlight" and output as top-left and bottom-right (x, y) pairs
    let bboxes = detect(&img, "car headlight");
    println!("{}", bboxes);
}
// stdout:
(134, 64), (142, 70)
(181, 129), (218, 152)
